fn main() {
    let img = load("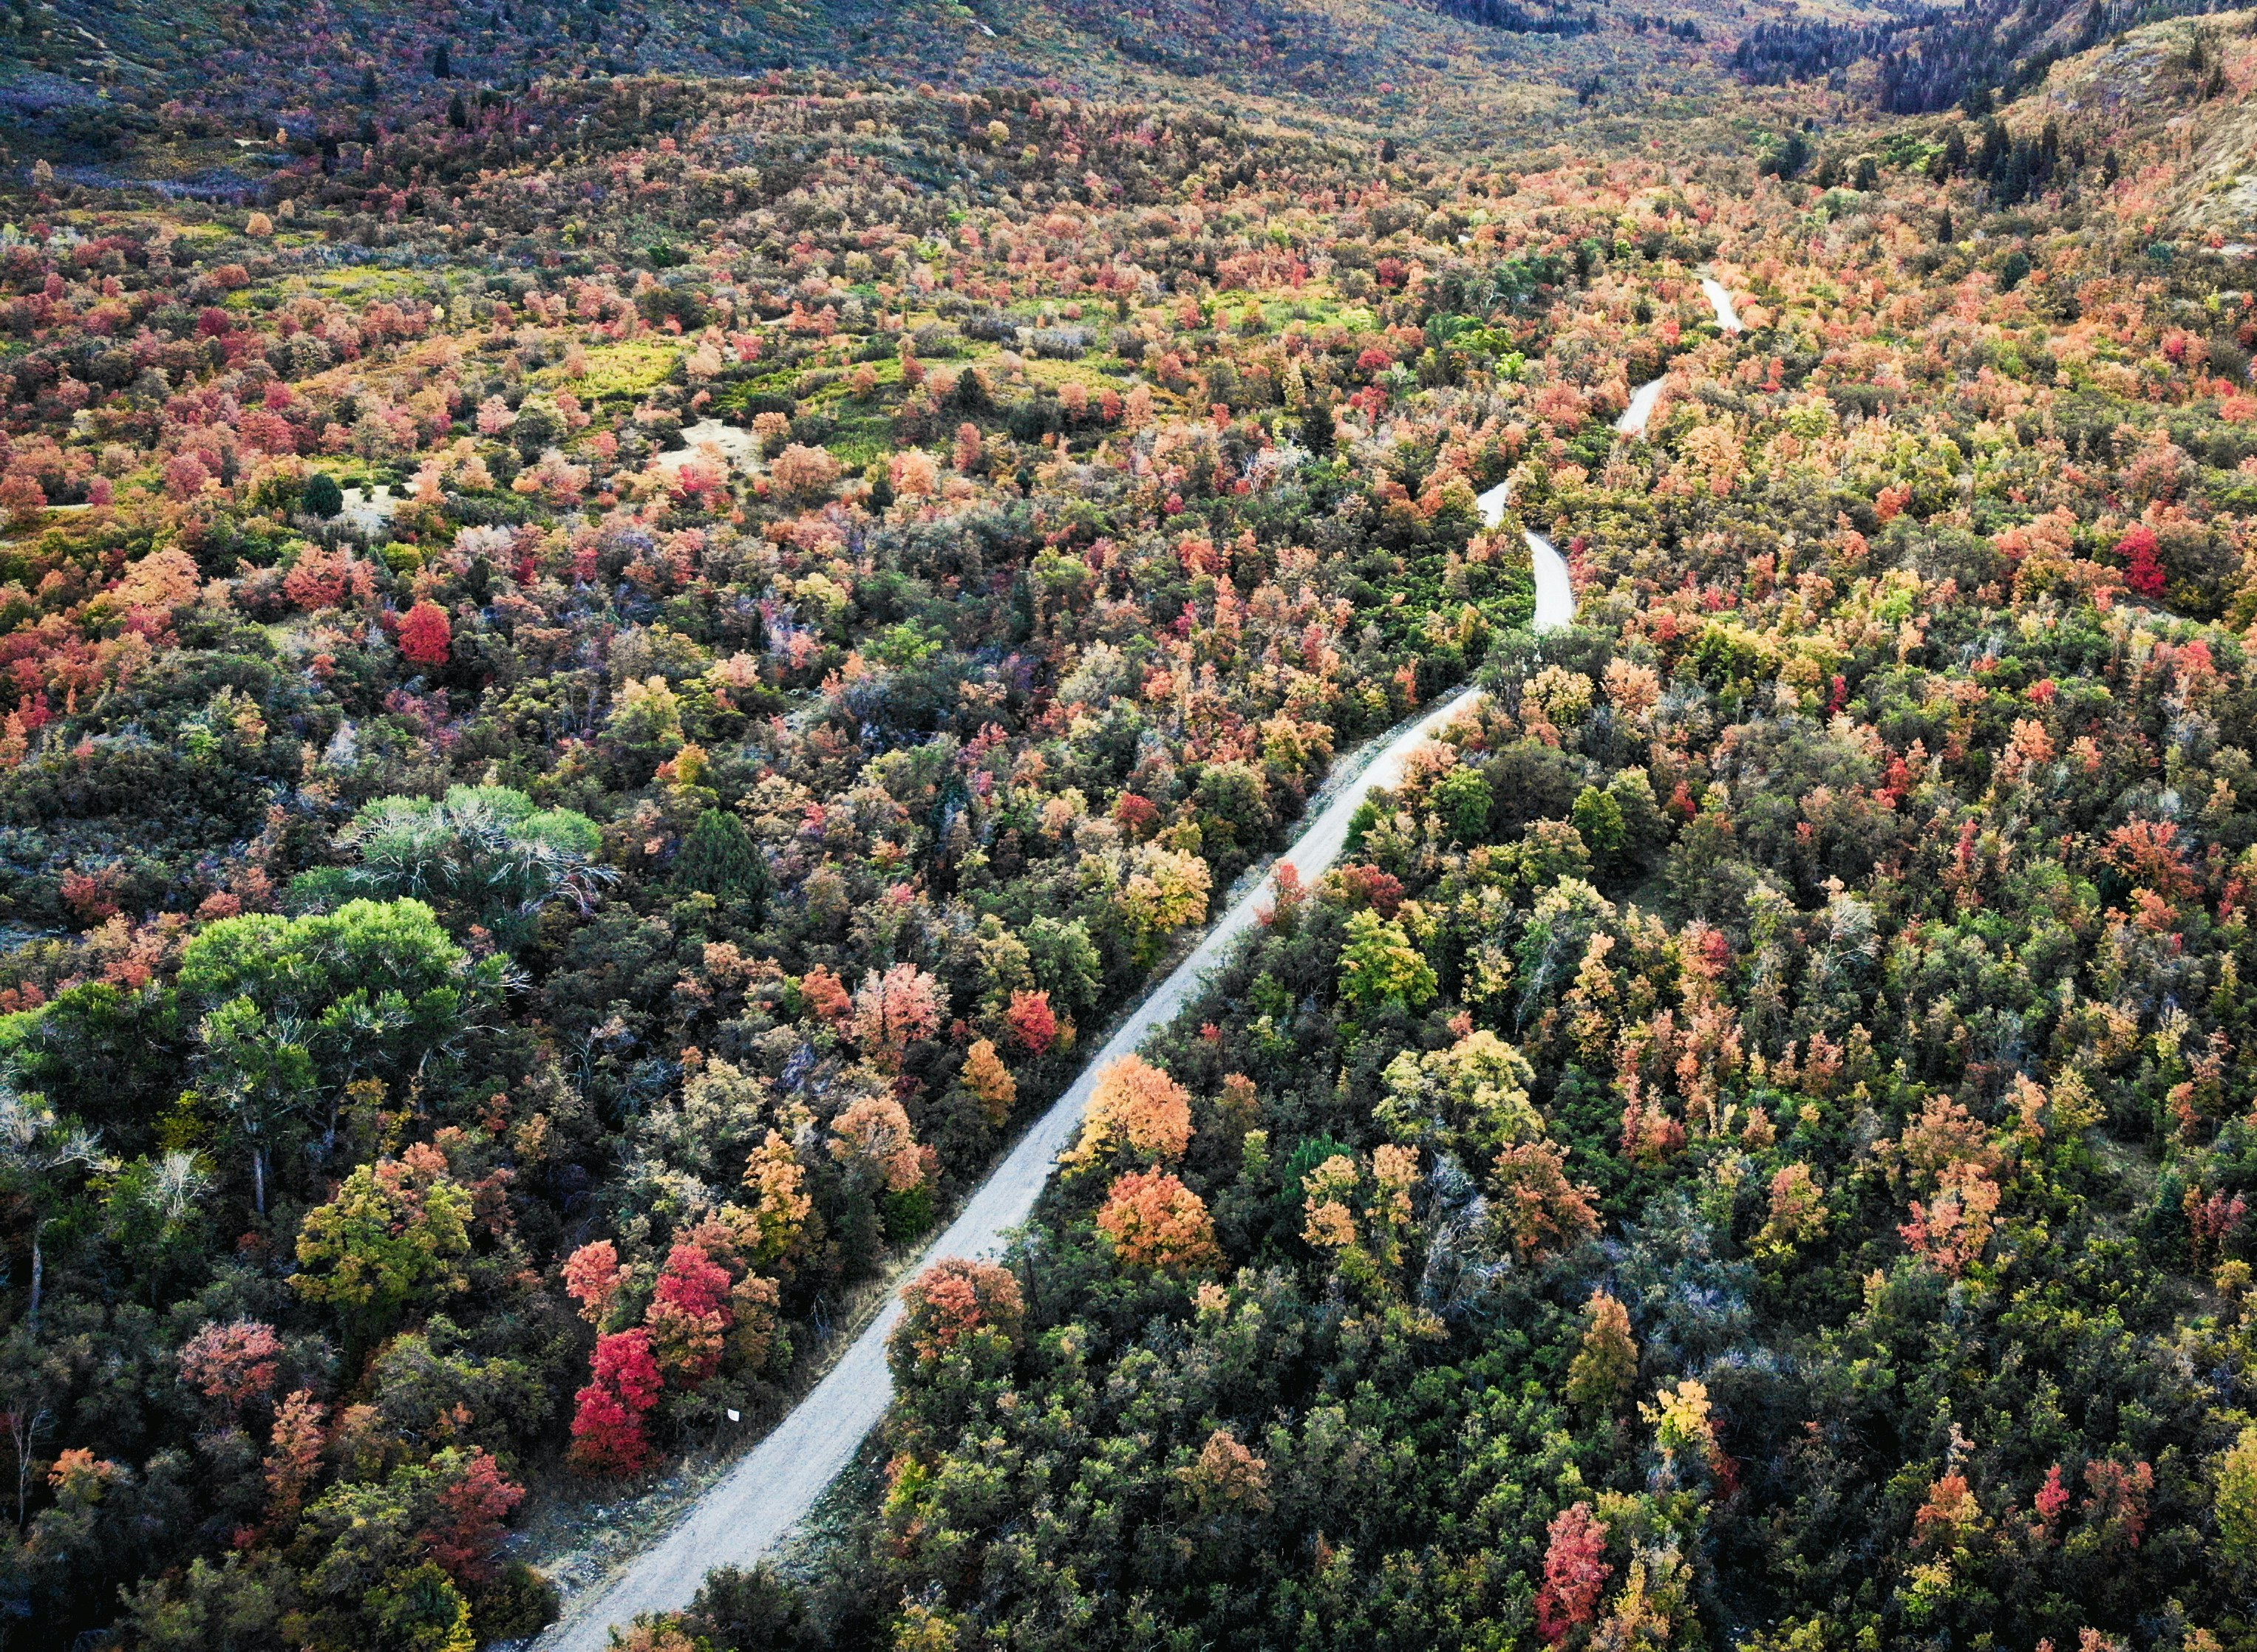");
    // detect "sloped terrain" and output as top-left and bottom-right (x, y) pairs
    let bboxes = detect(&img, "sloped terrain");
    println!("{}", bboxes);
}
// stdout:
(0, 5), (2255, 1652)
(0, 0), (1799, 161)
